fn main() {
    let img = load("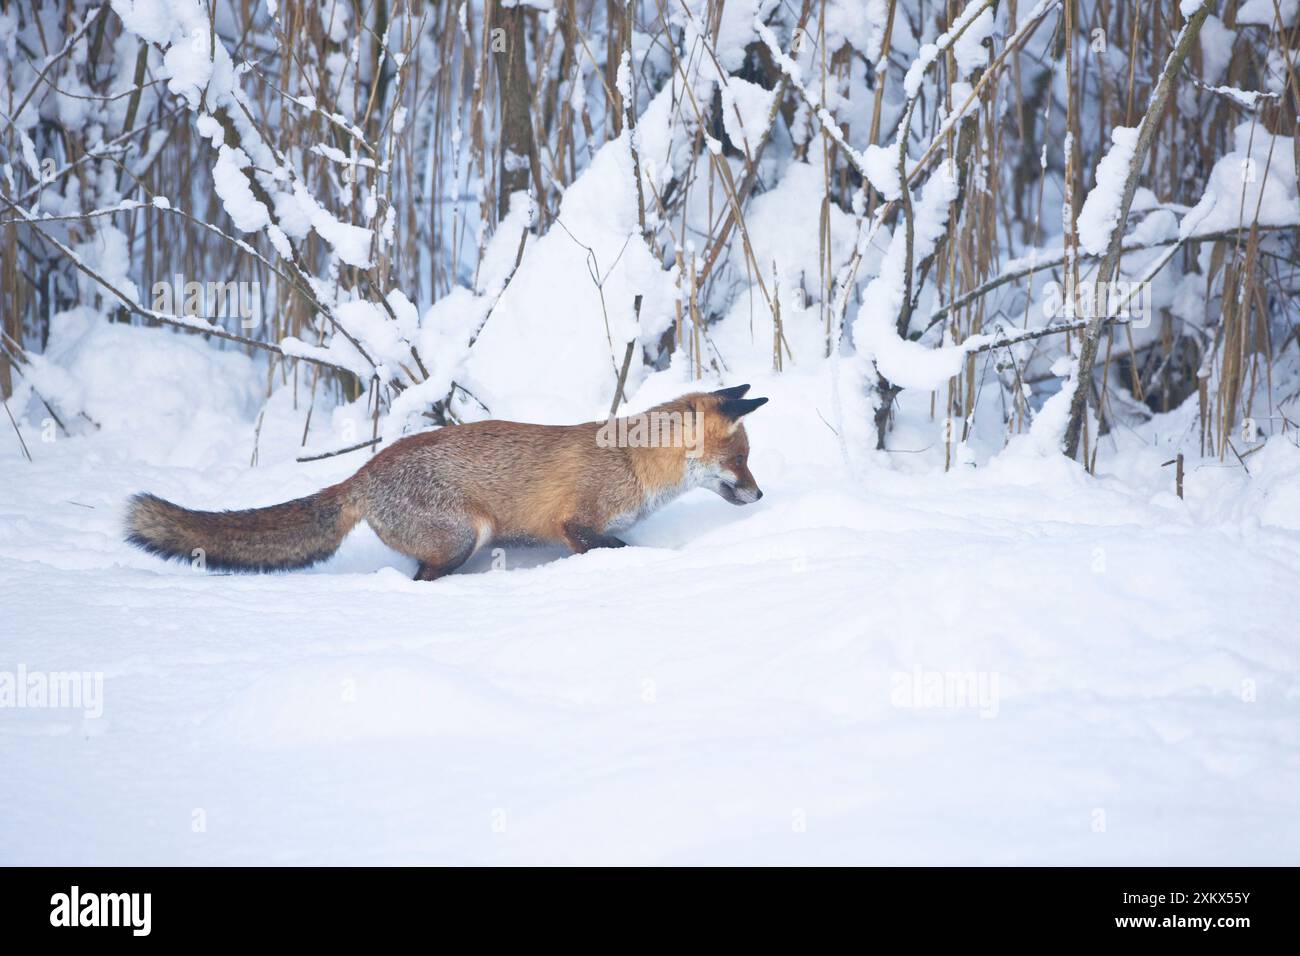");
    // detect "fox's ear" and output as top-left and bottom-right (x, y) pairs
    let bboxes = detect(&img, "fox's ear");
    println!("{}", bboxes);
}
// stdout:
(711, 384), (751, 400)
(717, 396), (768, 422)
